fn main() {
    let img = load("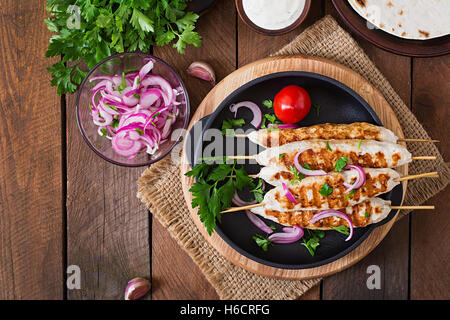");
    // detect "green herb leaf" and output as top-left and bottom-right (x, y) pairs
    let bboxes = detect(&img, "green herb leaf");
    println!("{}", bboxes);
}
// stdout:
(358, 139), (362, 150)
(334, 156), (348, 172)
(221, 118), (245, 135)
(365, 211), (370, 218)
(312, 103), (321, 116)
(289, 165), (305, 185)
(99, 128), (108, 136)
(45, 1), (202, 95)
(344, 189), (356, 200)
(135, 128), (144, 135)
(329, 225), (350, 235)
(326, 141), (332, 151)
(278, 153), (285, 160)
(253, 234), (272, 252)
(319, 182), (333, 197)
(117, 72), (127, 92)
(262, 99), (273, 108)
(251, 179), (265, 203)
